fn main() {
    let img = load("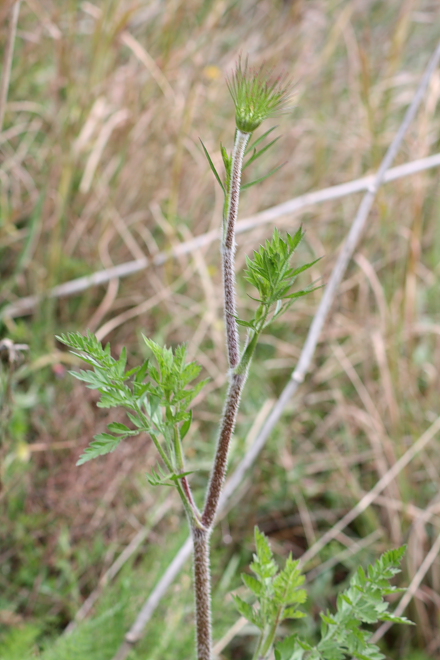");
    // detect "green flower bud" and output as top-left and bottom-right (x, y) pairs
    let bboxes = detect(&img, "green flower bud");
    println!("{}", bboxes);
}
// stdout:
(227, 57), (292, 133)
